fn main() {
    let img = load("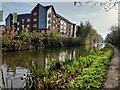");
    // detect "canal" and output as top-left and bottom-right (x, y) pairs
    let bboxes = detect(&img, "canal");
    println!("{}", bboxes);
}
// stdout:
(1, 44), (103, 88)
